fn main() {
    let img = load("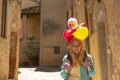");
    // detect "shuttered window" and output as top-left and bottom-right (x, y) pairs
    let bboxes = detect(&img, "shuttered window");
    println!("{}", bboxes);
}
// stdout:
(1, 0), (7, 38)
(54, 46), (60, 54)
